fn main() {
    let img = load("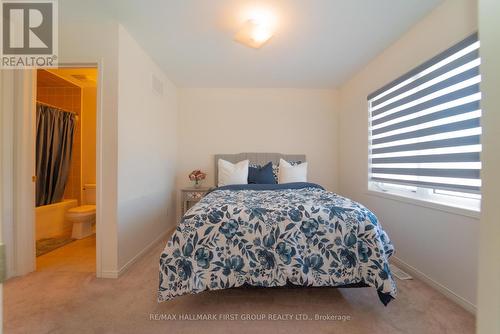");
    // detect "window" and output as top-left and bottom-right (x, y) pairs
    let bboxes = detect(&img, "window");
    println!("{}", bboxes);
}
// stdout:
(368, 33), (481, 212)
